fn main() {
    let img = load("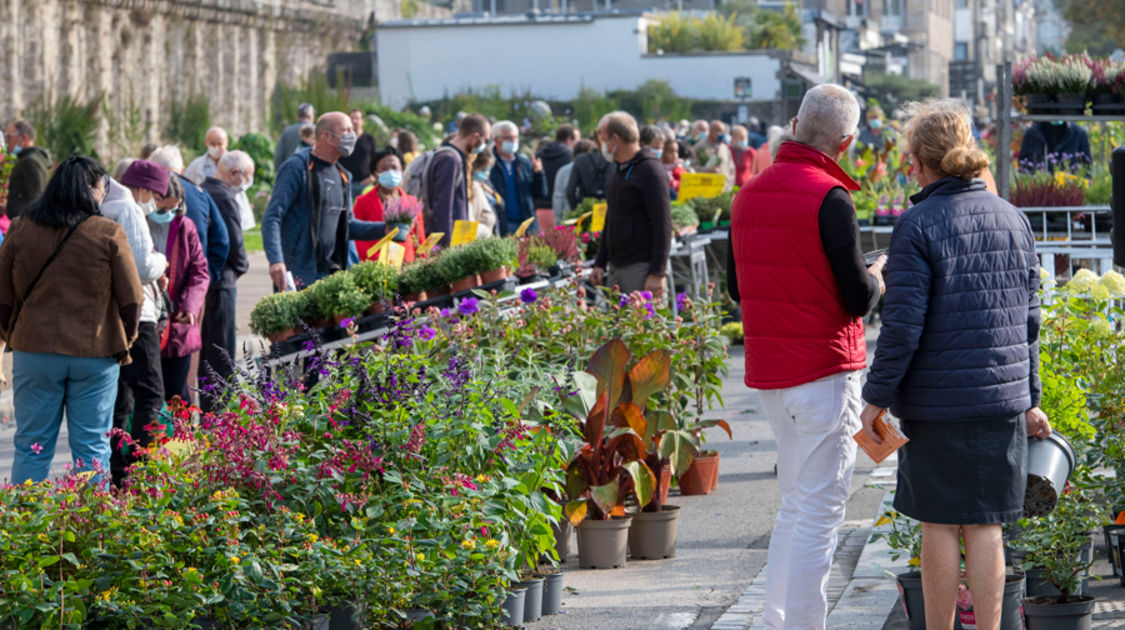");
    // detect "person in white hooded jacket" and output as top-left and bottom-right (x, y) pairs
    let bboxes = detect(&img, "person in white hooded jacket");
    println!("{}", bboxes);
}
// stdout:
(101, 161), (169, 486)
